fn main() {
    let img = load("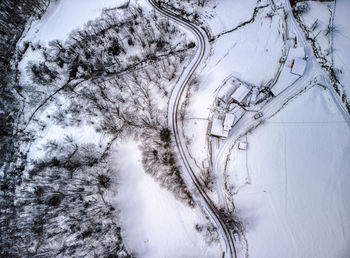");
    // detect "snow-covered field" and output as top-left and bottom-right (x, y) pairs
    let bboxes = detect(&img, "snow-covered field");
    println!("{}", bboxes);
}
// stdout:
(206, 0), (257, 36)
(228, 86), (350, 257)
(180, 1), (350, 257)
(21, 0), (129, 44)
(297, 1), (333, 62)
(13, 0), (224, 256)
(334, 0), (350, 100)
(183, 0), (284, 197)
(111, 141), (222, 258)
(8, 0), (350, 256)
